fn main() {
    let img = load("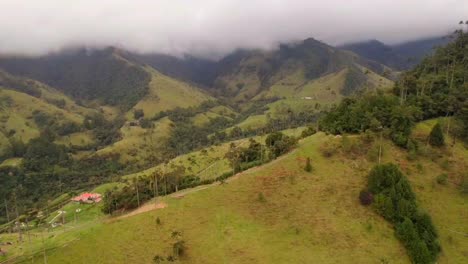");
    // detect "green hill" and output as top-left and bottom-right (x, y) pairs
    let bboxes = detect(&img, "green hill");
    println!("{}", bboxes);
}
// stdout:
(8, 123), (465, 264)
